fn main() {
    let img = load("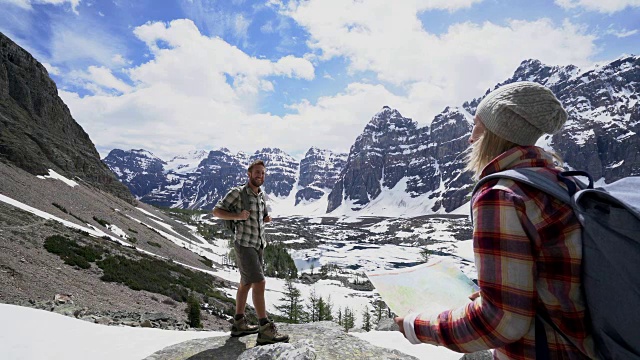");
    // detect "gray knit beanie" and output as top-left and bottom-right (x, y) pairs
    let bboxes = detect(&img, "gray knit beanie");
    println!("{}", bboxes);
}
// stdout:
(475, 81), (567, 145)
